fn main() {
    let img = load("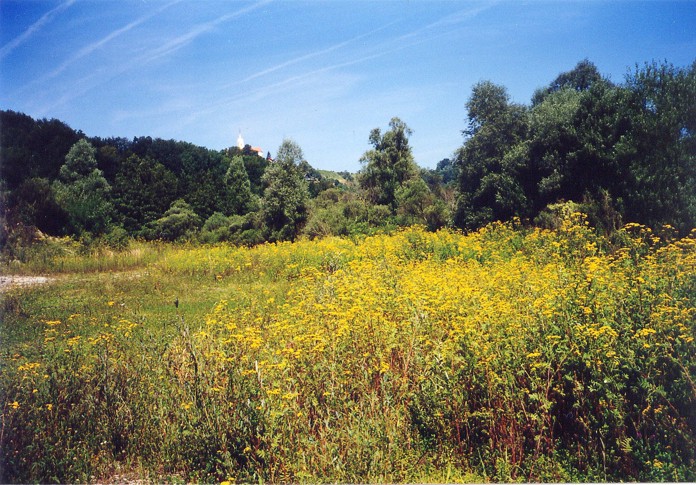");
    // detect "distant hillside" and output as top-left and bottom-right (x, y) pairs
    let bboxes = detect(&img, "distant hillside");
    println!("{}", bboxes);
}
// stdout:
(318, 169), (355, 187)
